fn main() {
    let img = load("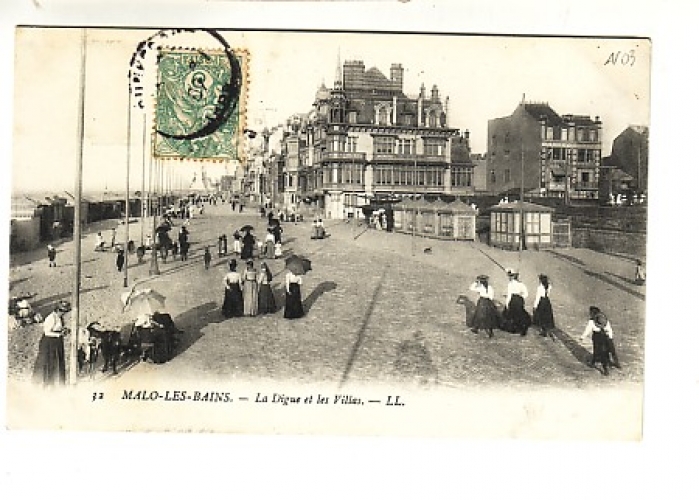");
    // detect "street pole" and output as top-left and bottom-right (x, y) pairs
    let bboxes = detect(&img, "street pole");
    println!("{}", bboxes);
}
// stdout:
(411, 137), (417, 256)
(519, 143), (525, 261)
(69, 28), (87, 385)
